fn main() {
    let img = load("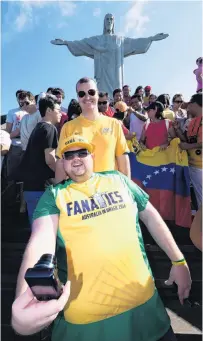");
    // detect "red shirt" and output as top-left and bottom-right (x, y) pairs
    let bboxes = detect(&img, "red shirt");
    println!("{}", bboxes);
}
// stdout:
(58, 112), (68, 135)
(144, 120), (171, 149)
(103, 106), (114, 117)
